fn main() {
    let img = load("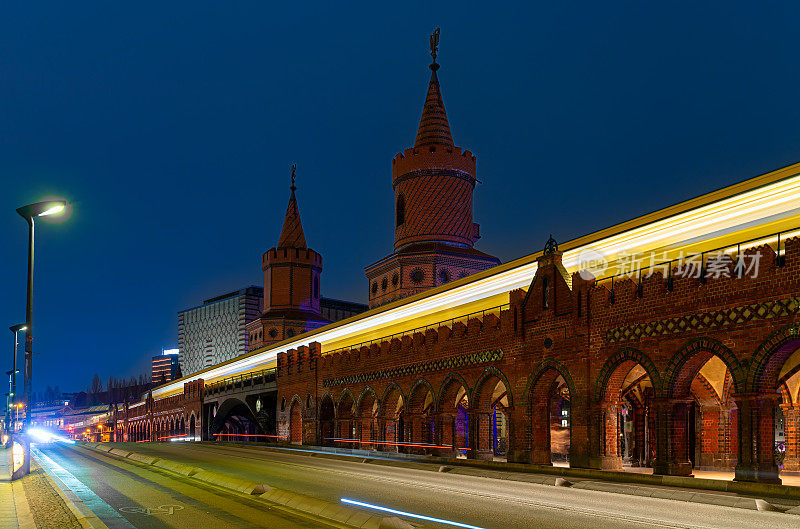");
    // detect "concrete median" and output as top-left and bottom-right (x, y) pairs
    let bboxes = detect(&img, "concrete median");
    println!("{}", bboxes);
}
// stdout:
(152, 458), (200, 477)
(79, 443), (393, 527)
(192, 469), (269, 495)
(126, 452), (160, 465)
